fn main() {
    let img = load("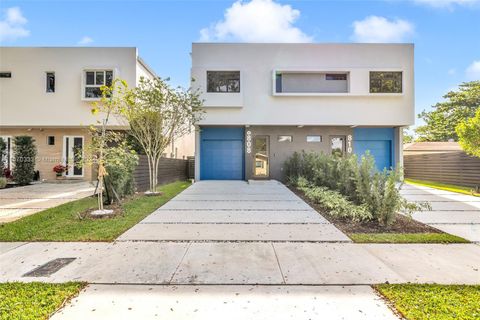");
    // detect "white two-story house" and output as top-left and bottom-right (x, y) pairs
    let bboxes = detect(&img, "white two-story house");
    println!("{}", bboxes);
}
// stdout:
(0, 47), (193, 182)
(191, 43), (414, 181)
